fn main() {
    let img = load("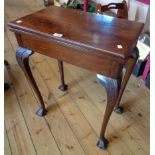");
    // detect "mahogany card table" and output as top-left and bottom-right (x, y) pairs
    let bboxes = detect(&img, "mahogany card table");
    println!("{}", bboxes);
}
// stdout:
(8, 6), (143, 149)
